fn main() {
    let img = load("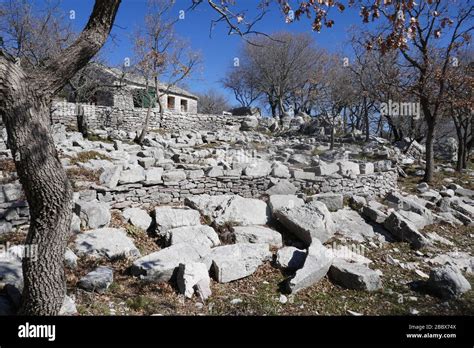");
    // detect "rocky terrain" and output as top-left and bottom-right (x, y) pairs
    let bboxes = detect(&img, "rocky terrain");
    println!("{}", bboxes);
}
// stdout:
(0, 116), (472, 316)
